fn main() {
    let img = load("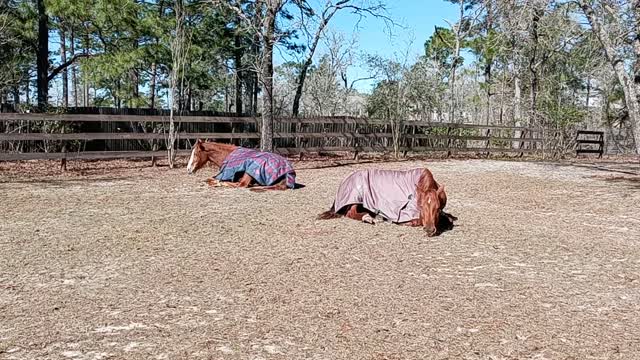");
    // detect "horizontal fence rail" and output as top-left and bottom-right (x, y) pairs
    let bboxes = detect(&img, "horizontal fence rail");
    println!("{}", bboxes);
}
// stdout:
(0, 113), (533, 130)
(1, 111), (546, 162)
(0, 132), (545, 142)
